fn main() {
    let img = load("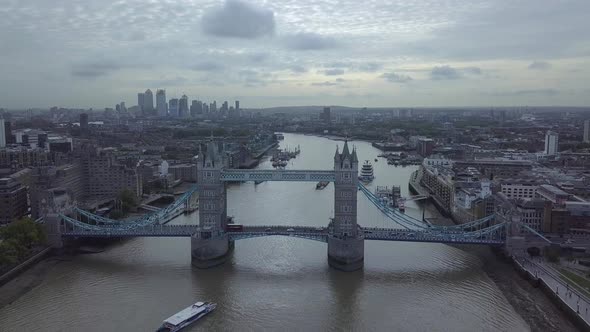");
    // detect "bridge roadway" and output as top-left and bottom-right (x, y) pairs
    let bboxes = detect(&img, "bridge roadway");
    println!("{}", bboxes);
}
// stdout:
(220, 169), (335, 182)
(61, 224), (504, 245)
